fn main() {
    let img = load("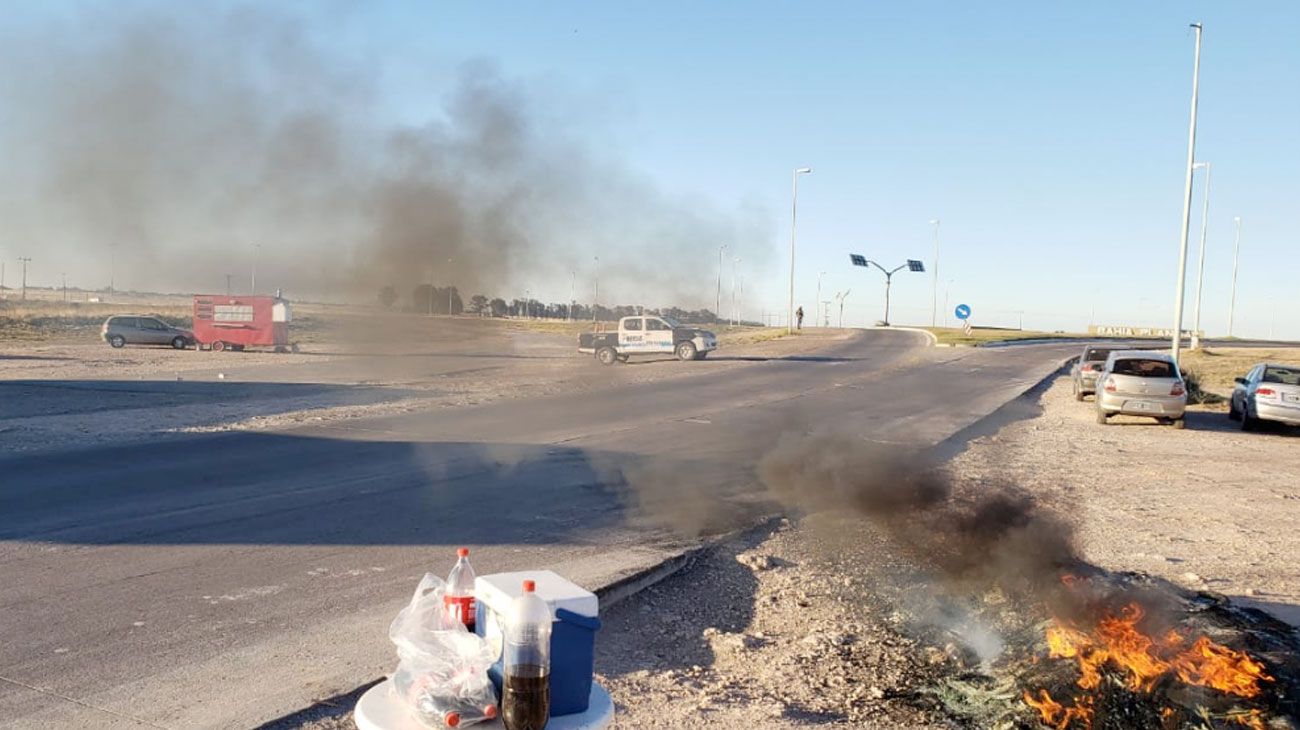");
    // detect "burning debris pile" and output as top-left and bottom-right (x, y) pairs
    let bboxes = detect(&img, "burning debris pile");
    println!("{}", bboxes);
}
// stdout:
(757, 431), (1300, 728)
